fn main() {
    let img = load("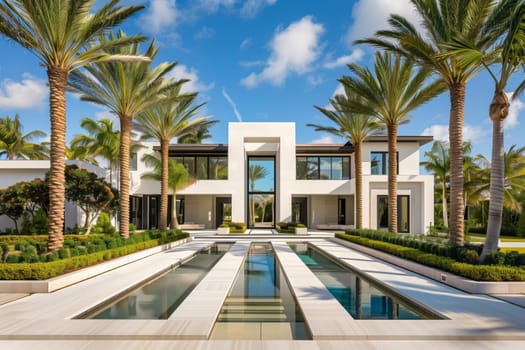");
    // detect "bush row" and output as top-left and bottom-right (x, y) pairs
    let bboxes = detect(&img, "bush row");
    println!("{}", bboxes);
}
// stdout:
(345, 229), (484, 264)
(335, 233), (525, 281)
(0, 231), (189, 280)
